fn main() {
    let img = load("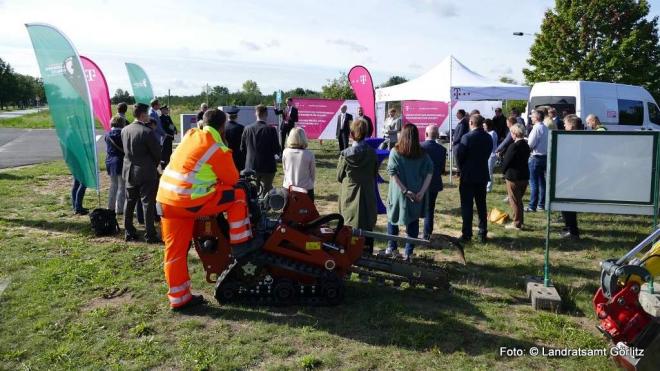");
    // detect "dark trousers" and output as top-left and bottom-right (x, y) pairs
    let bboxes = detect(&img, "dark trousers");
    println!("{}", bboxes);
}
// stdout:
(337, 131), (349, 151)
(562, 211), (579, 236)
(279, 123), (293, 152)
(506, 180), (528, 228)
(387, 220), (420, 256)
(161, 137), (173, 168)
(124, 180), (158, 238)
(528, 155), (547, 210)
(459, 181), (487, 238)
(71, 178), (86, 212)
(136, 199), (144, 224)
(423, 190), (439, 239)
